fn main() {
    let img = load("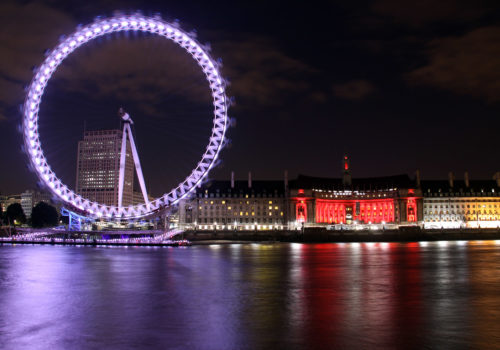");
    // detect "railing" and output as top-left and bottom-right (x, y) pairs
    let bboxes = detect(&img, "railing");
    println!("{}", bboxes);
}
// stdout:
(0, 228), (188, 246)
